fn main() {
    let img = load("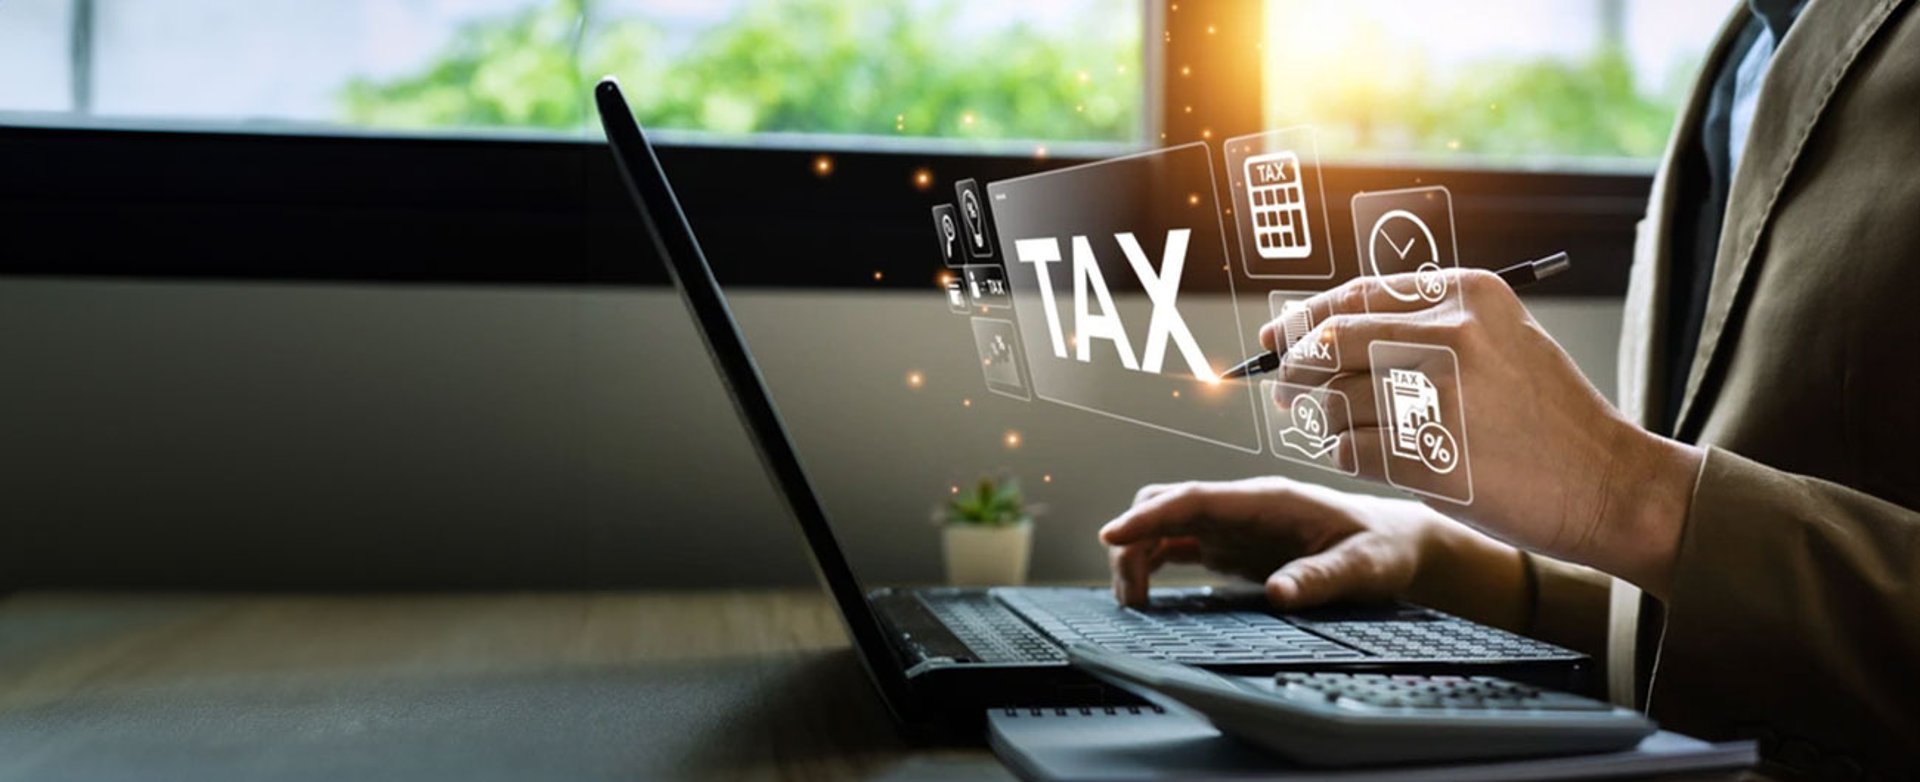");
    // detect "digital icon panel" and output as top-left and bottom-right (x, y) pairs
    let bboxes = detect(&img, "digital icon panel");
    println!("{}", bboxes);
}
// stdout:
(963, 264), (1011, 310)
(955, 178), (996, 260)
(1261, 380), (1359, 476)
(944, 277), (970, 313)
(1244, 152), (1311, 260)
(1222, 127), (1336, 280)
(931, 203), (963, 267)
(1350, 186), (1458, 311)
(1369, 341), (1472, 504)
(988, 143), (1263, 454)
(971, 317), (1031, 401)
(1267, 291), (1338, 372)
